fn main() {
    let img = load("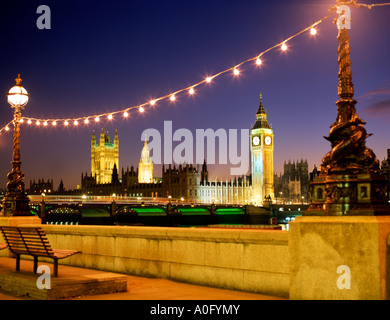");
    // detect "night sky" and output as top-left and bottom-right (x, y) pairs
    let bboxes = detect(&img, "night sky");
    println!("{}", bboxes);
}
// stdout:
(1, 0), (390, 190)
